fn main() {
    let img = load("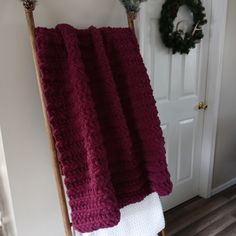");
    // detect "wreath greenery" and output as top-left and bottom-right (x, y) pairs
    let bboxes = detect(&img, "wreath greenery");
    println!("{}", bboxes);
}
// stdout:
(159, 0), (207, 54)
